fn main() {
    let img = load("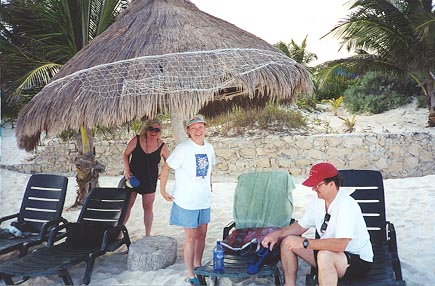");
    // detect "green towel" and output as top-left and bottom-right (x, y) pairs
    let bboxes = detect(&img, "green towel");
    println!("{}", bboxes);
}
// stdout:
(233, 171), (294, 229)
